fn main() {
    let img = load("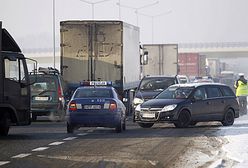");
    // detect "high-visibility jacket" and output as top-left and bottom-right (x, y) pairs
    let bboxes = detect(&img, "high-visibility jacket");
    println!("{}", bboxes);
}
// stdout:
(234, 80), (248, 96)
